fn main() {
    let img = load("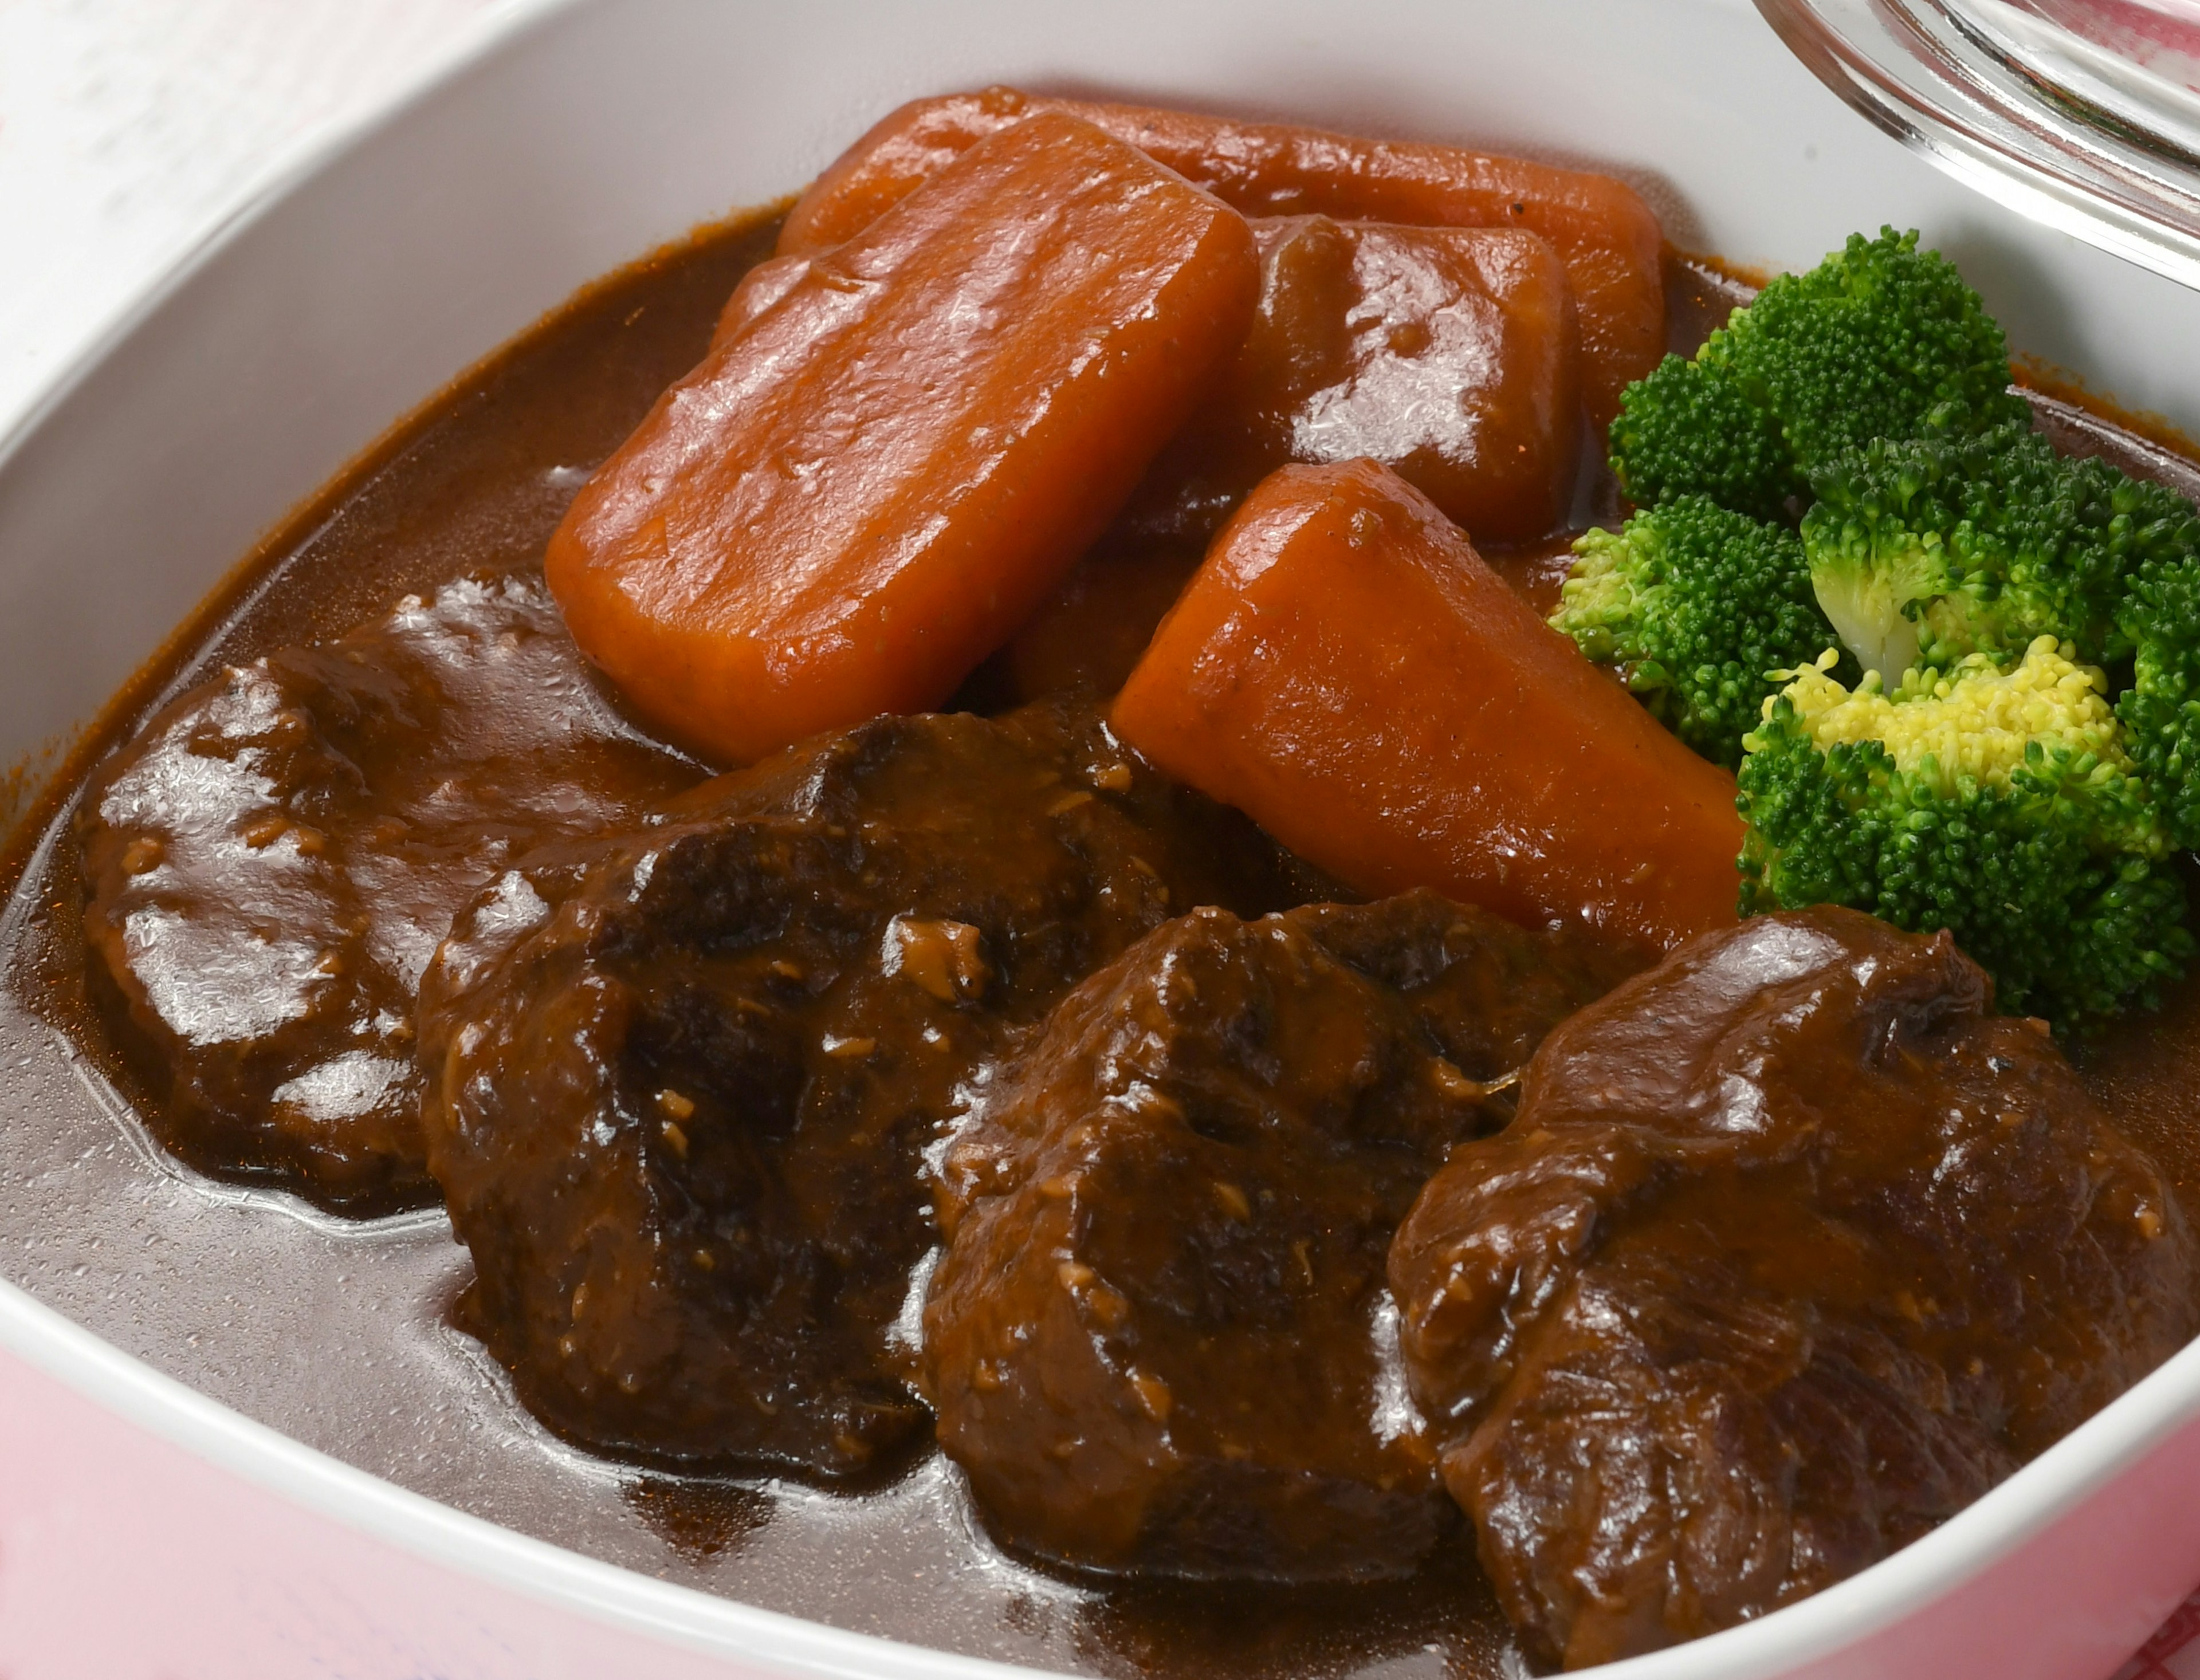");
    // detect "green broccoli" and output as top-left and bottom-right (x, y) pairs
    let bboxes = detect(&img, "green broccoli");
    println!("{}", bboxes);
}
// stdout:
(1604, 345), (1794, 522)
(1610, 228), (2029, 523)
(1801, 423), (2200, 683)
(1549, 495), (1843, 768)
(2117, 554), (2200, 851)
(1737, 637), (2192, 1028)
